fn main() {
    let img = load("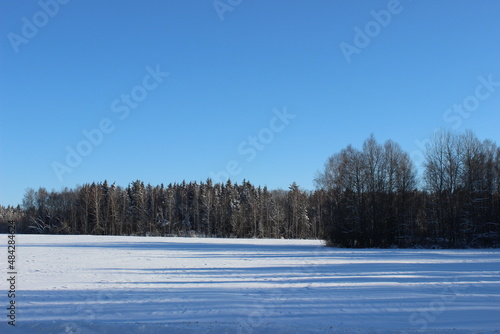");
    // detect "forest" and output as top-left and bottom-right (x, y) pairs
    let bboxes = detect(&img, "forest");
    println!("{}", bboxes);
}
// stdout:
(1, 130), (499, 248)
